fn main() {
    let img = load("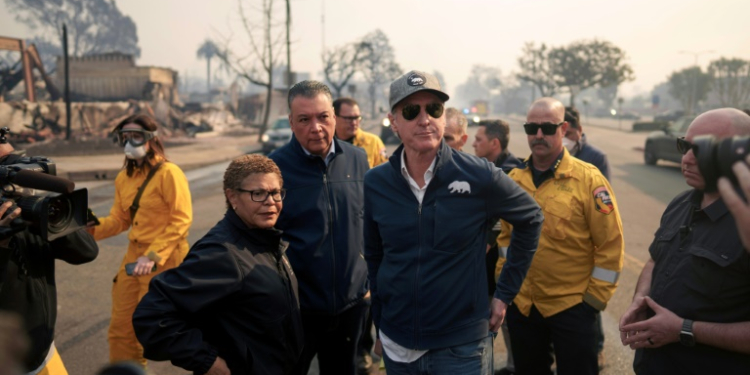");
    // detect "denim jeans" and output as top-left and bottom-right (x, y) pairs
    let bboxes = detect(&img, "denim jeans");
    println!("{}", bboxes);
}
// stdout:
(382, 332), (494, 375)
